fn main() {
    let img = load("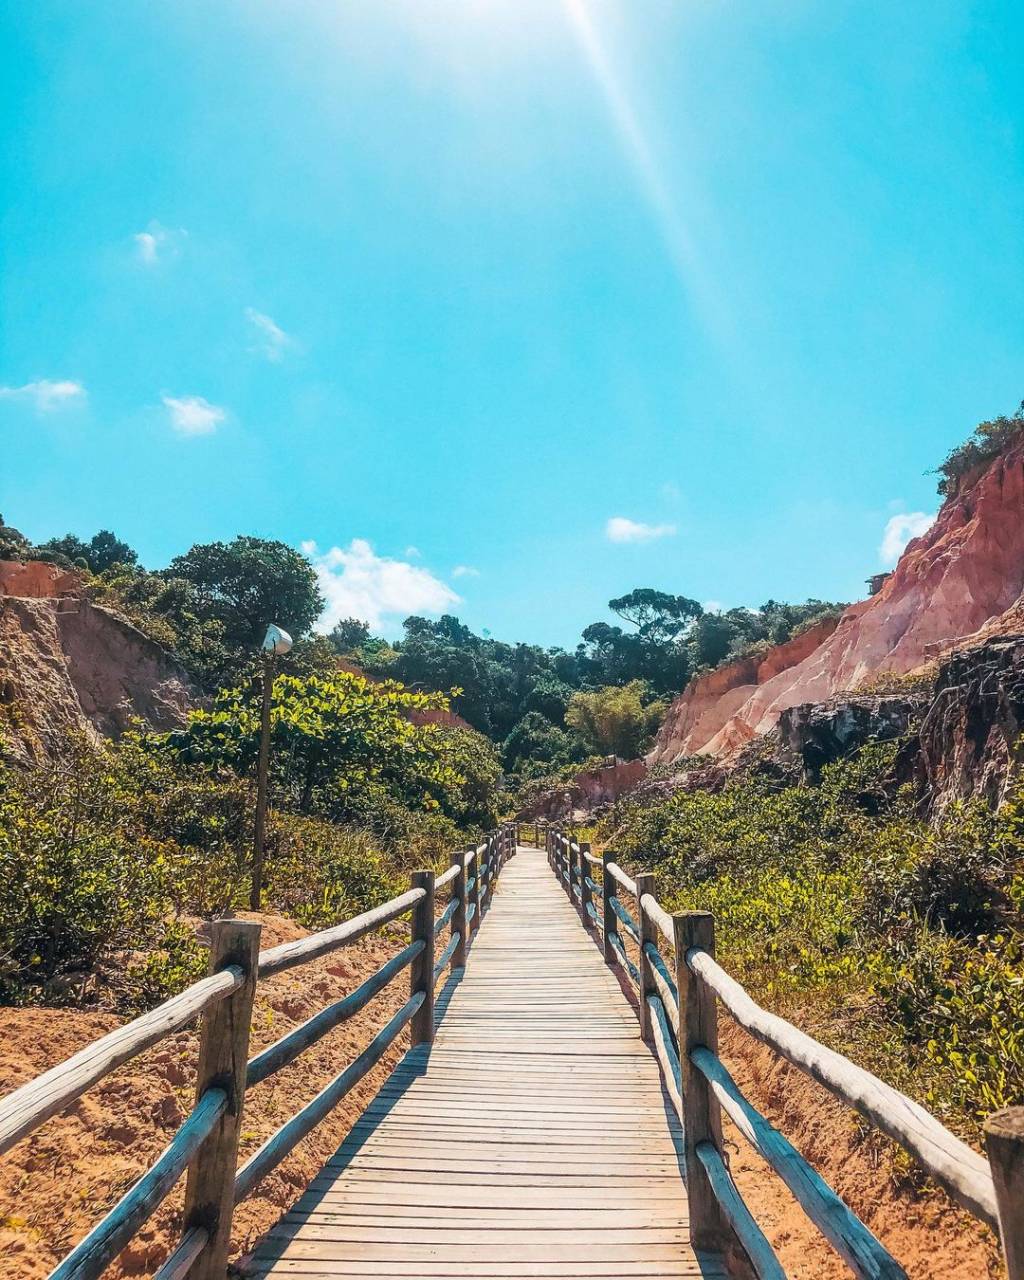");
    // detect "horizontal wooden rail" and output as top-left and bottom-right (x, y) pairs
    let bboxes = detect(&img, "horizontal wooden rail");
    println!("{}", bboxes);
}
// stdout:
(691, 1046), (906, 1279)
(605, 861), (637, 896)
(152, 1226), (208, 1280)
(51, 1087), (227, 1280)
(695, 1142), (785, 1280)
(644, 944), (679, 1035)
(434, 861), (460, 890)
(687, 948), (999, 1228)
(0, 967), (241, 1160)
(608, 930), (640, 986)
(434, 897), (458, 932)
(257, 887), (425, 978)
(640, 891), (674, 945)
(246, 940), (424, 1087)
(433, 932), (461, 981)
(608, 894), (640, 942)
(233, 991), (425, 1204)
